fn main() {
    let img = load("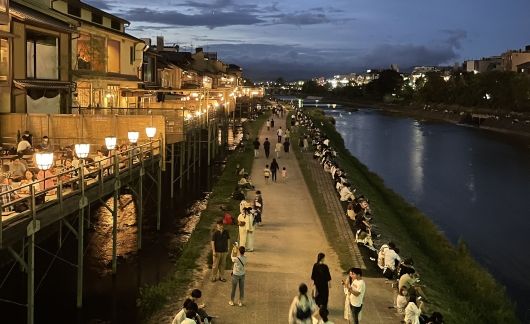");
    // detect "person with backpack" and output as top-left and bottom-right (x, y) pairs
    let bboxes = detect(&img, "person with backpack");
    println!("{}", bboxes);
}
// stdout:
(229, 245), (247, 307)
(288, 283), (319, 324)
